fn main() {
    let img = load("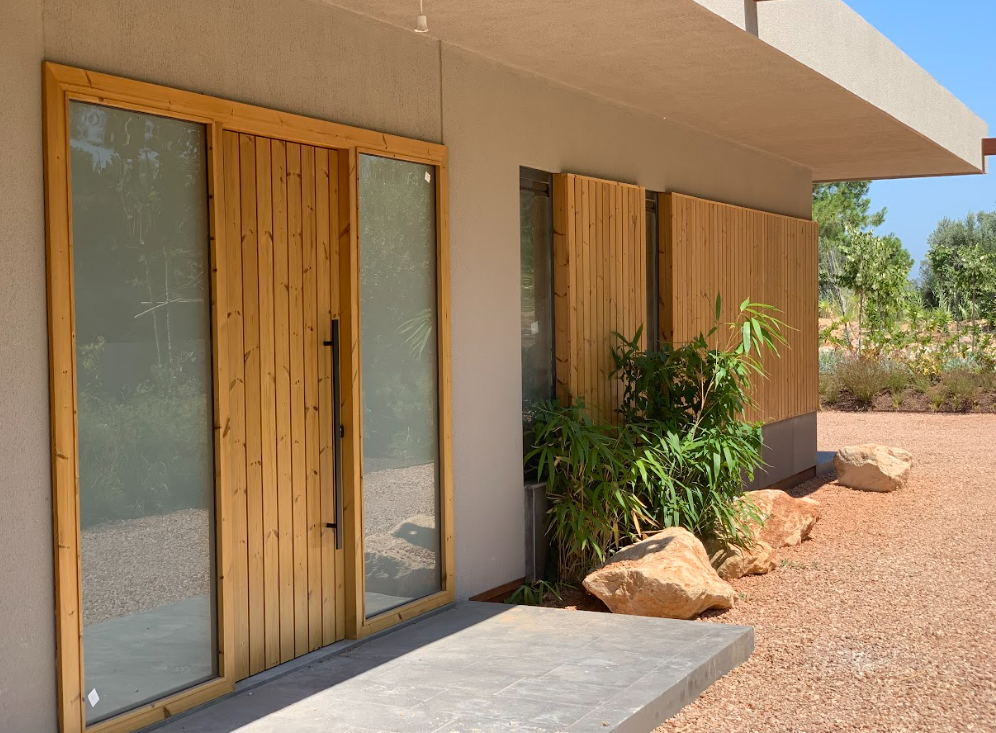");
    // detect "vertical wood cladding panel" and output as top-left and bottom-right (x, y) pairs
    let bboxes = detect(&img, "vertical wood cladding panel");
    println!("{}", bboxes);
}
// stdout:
(224, 131), (342, 680)
(659, 193), (818, 424)
(553, 174), (647, 422)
